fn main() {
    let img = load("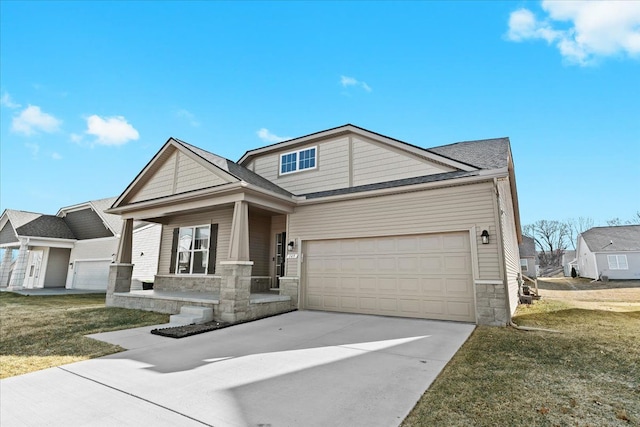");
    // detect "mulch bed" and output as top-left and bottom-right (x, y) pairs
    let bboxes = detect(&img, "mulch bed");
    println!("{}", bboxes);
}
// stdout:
(150, 309), (297, 338)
